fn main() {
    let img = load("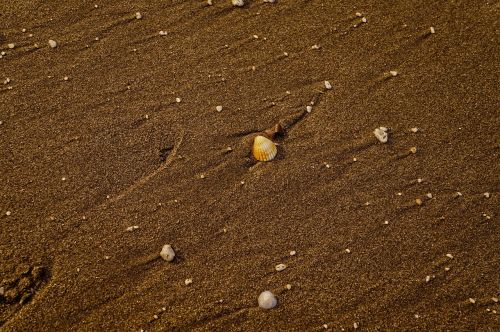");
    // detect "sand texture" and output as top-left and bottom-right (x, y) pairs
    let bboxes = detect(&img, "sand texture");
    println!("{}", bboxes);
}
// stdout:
(0, 0), (499, 330)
